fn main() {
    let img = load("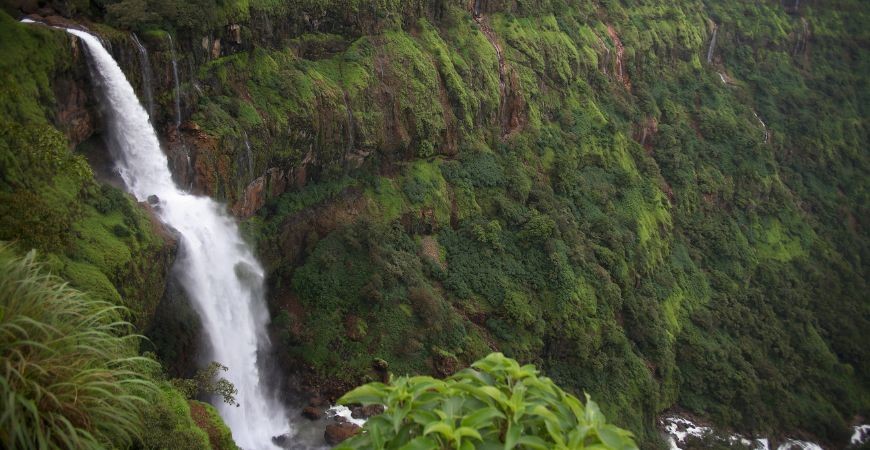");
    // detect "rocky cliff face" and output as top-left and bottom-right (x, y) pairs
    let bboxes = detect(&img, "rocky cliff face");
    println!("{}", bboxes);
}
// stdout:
(51, 37), (97, 147)
(0, 10), (179, 332)
(5, 1), (868, 448)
